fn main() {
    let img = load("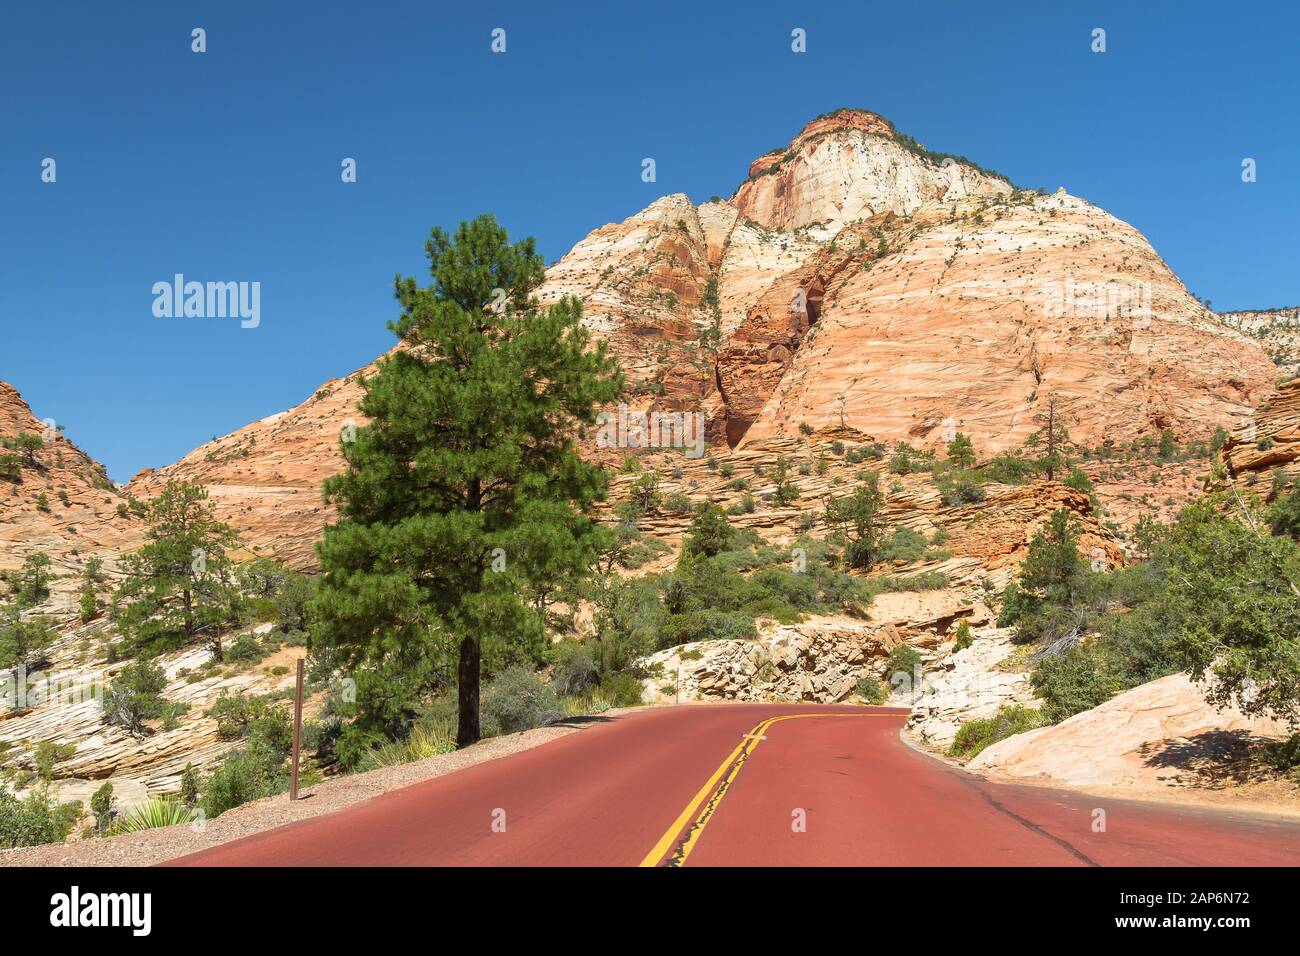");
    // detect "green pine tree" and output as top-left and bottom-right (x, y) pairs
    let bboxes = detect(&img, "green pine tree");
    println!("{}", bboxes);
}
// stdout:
(312, 214), (623, 747)
(111, 482), (241, 659)
(946, 432), (976, 469)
